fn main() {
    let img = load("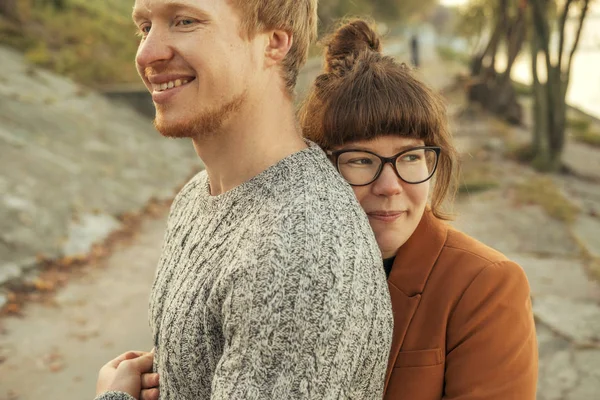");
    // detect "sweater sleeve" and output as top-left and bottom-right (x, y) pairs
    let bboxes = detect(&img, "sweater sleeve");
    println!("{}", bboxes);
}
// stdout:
(444, 261), (538, 399)
(210, 244), (393, 399)
(94, 392), (136, 400)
